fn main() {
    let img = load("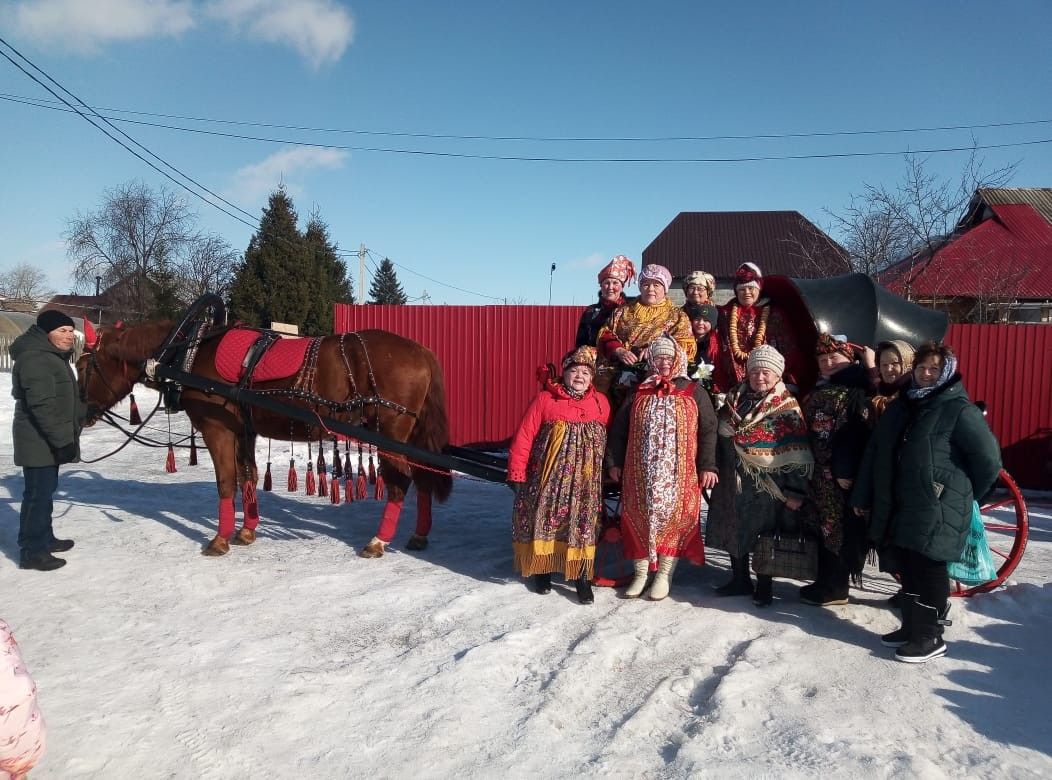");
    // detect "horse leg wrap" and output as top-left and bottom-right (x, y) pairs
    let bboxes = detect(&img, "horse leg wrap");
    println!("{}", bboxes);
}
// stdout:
(218, 497), (236, 539)
(415, 491), (433, 537)
(376, 498), (405, 544)
(242, 483), (260, 530)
